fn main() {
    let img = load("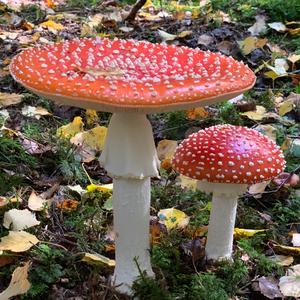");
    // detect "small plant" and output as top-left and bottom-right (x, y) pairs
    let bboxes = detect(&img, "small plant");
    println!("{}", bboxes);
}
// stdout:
(217, 102), (244, 125)
(132, 258), (171, 300)
(189, 273), (228, 300)
(237, 237), (283, 276)
(23, 244), (66, 298)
